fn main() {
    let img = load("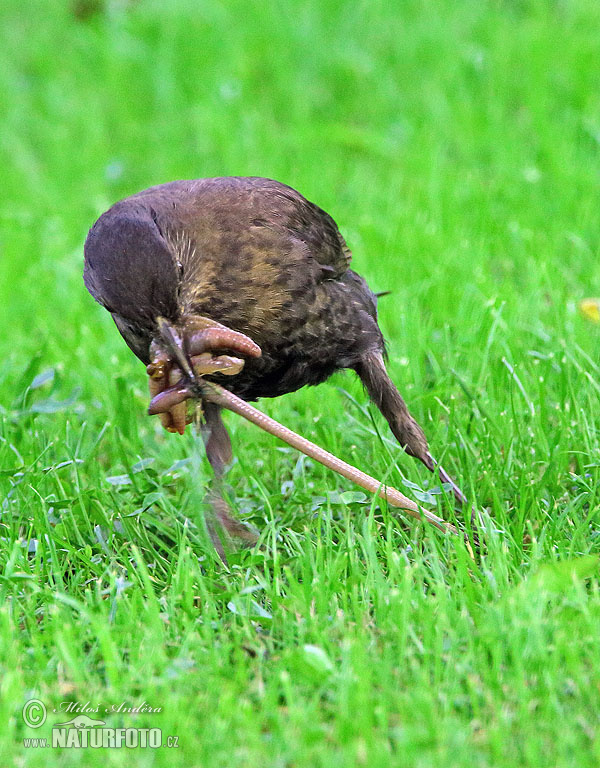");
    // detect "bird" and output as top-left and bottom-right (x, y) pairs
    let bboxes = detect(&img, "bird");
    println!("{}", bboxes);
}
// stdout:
(83, 176), (468, 543)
